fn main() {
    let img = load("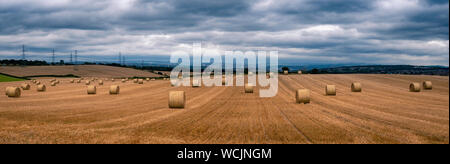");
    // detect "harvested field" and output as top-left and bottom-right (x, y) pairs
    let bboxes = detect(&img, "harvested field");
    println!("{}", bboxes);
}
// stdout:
(0, 74), (448, 144)
(0, 65), (161, 78)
